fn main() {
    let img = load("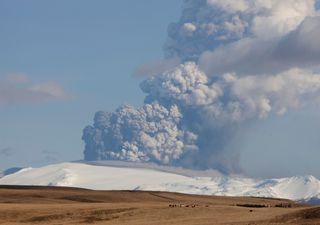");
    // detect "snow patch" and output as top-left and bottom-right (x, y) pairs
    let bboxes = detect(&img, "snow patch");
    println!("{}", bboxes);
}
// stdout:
(0, 162), (319, 202)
